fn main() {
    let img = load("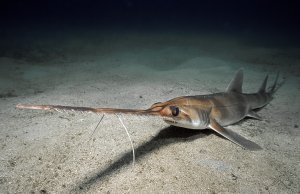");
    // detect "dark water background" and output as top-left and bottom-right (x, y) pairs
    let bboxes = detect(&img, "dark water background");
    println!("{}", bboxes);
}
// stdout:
(0, 0), (299, 77)
(1, 0), (299, 32)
